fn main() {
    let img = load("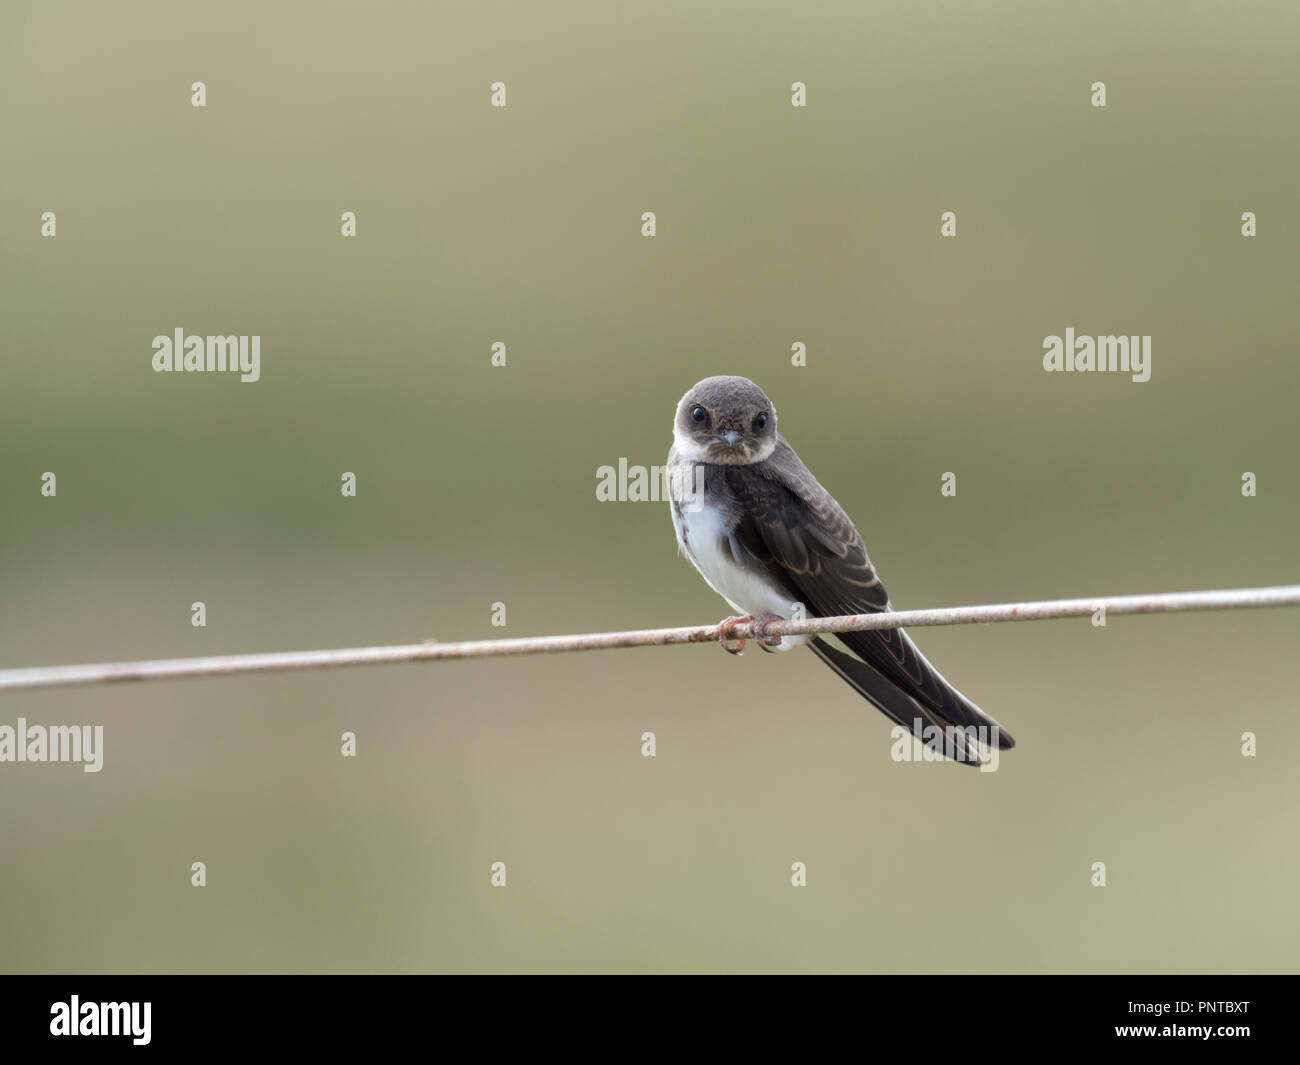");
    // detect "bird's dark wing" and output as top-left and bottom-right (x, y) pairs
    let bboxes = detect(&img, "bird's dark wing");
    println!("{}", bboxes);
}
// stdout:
(723, 438), (1014, 753)
(808, 637), (987, 766)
